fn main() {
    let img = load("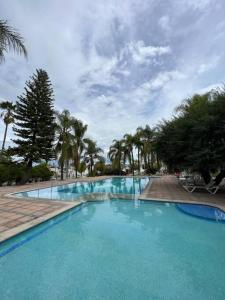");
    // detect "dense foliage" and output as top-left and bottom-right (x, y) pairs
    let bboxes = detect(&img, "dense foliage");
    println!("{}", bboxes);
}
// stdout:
(12, 69), (55, 170)
(156, 89), (225, 184)
(0, 160), (52, 185)
(31, 163), (53, 181)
